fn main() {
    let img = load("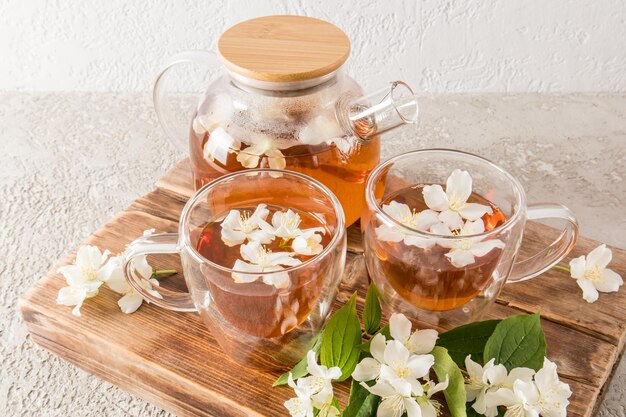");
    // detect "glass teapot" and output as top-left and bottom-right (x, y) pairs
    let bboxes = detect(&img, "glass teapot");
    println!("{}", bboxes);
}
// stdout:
(154, 15), (418, 226)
